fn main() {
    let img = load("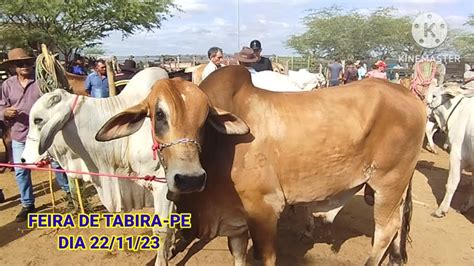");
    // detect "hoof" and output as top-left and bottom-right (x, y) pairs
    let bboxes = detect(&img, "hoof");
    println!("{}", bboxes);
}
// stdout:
(426, 146), (438, 154)
(431, 210), (446, 218)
